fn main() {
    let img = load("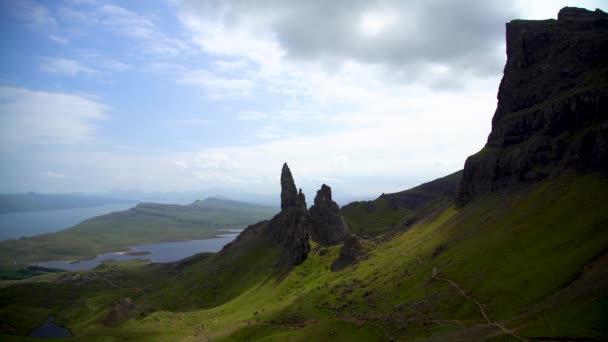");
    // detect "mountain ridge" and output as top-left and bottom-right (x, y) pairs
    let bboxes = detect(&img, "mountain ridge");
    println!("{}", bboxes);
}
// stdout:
(458, 6), (608, 204)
